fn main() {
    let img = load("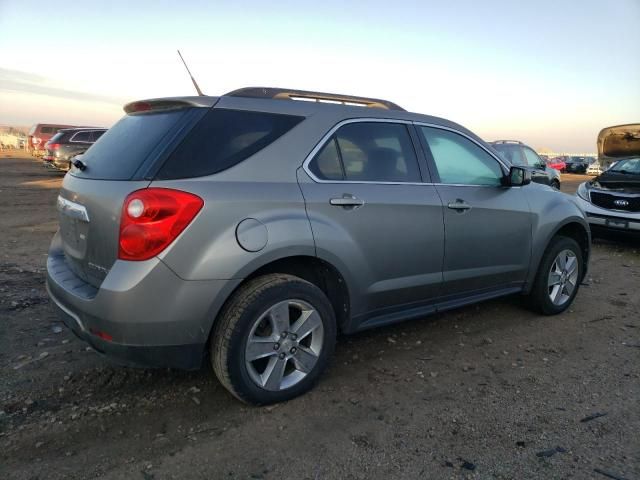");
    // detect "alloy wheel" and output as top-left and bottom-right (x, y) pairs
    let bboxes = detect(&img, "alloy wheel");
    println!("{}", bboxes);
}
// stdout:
(547, 249), (579, 306)
(244, 299), (324, 391)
